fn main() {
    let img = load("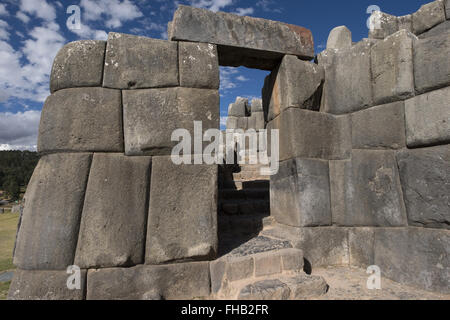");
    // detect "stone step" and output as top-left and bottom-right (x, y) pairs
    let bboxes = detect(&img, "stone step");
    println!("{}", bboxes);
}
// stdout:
(219, 189), (269, 201)
(238, 274), (328, 300)
(220, 200), (270, 215)
(211, 238), (307, 298)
